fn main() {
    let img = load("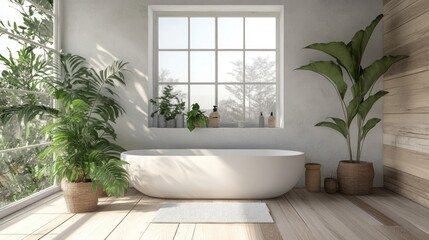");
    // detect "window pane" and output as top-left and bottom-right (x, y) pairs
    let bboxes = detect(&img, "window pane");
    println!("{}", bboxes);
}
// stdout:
(158, 84), (188, 110)
(0, 0), (54, 47)
(158, 17), (188, 49)
(245, 84), (276, 124)
(0, 35), (57, 92)
(218, 51), (243, 83)
(159, 51), (188, 83)
(0, 90), (52, 150)
(190, 85), (215, 113)
(218, 17), (243, 49)
(245, 17), (276, 49)
(0, 146), (52, 208)
(190, 17), (215, 49)
(190, 51), (215, 83)
(32, 0), (54, 12)
(218, 85), (243, 127)
(245, 51), (276, 83)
